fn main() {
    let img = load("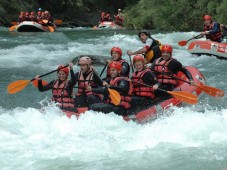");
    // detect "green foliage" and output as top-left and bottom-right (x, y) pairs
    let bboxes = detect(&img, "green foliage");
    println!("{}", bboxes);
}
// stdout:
(124, 0), (227, 31)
